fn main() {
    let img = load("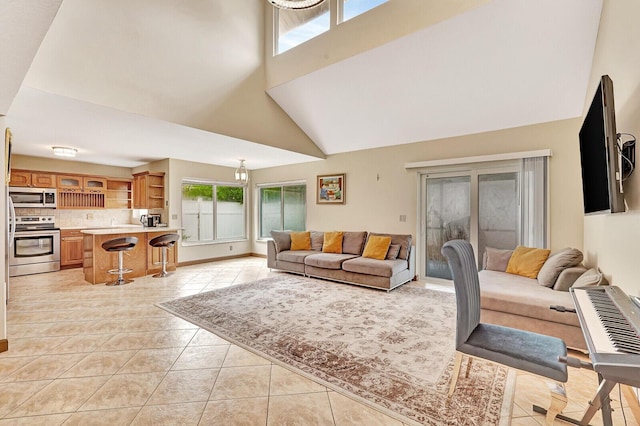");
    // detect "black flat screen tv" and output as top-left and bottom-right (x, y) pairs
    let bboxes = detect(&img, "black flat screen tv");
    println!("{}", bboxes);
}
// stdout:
(578, 75), (625, 215)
